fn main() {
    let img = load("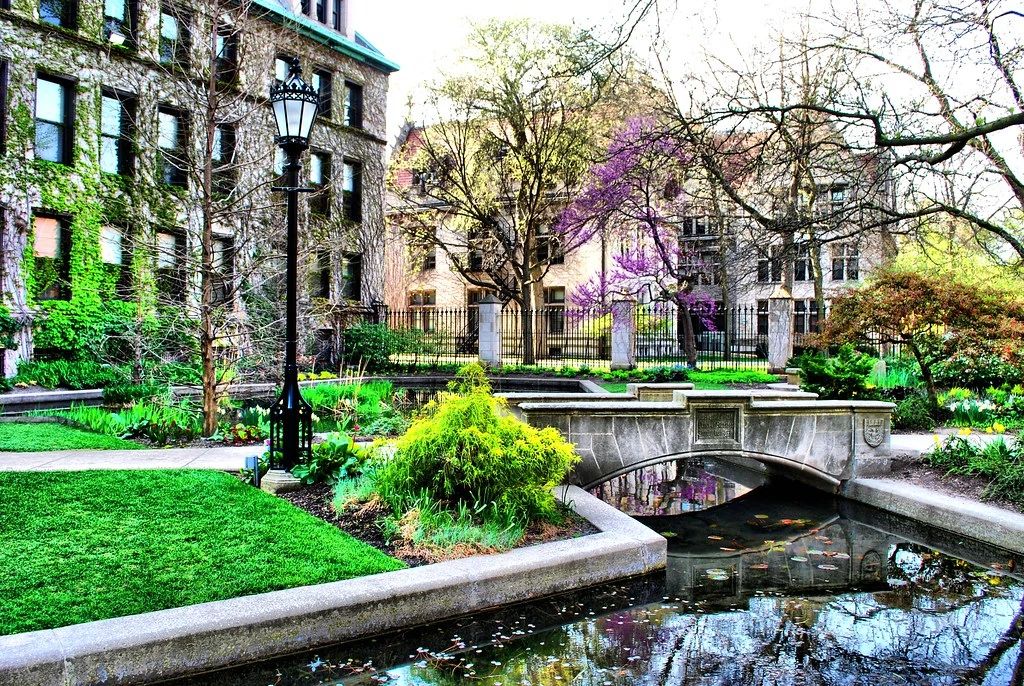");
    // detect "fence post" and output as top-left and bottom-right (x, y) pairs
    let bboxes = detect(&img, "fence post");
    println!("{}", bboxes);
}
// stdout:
(768, 285), (794, 373)
(610, 298), (636, 370)
(478, 294), (502, 367)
